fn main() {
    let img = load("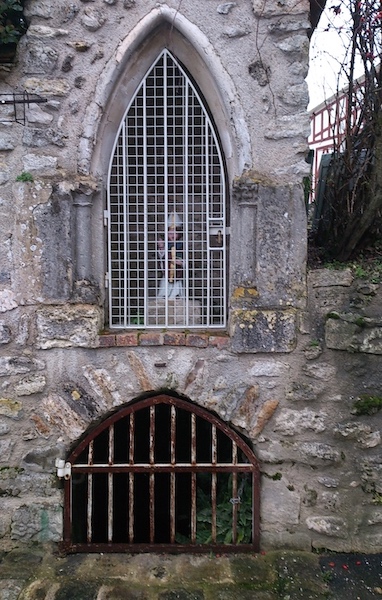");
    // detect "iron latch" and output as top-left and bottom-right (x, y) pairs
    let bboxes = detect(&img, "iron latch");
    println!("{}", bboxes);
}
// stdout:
(55, 458), (71, 480)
